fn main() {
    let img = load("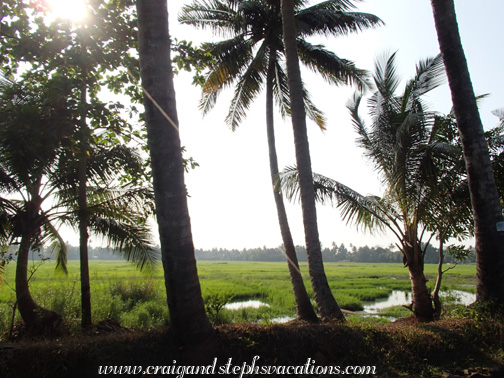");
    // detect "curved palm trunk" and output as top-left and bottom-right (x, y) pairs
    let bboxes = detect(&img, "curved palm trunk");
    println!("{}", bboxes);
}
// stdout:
(281, 0), (344, 321)
(16, 212), (62, 332)
(16, 234), (42, 327)
(266, 57), (318, 322)
(136, 0), (213, 343)
(430, 0), (504, 304)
